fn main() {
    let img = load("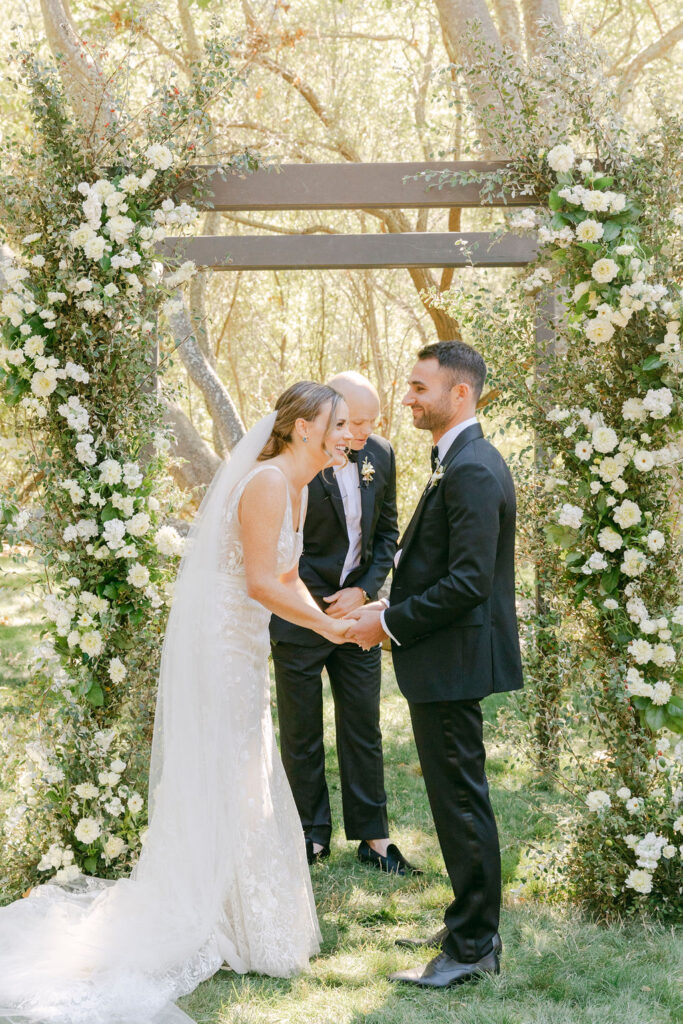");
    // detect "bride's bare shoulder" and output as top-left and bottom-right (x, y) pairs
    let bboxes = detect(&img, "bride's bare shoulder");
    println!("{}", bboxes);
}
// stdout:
(239, 463), (288, 525)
